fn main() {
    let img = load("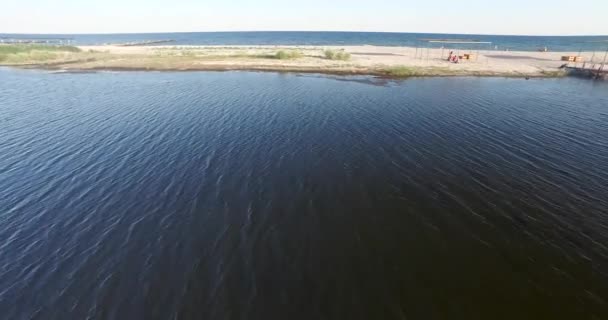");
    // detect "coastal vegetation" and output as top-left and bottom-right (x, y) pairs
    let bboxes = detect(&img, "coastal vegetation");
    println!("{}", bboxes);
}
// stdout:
(381, 66), (569, 78)
(324, 49), (351, 61)
(0, 44), (80, 55)
(152, 48), (306, 60)
(0, 45), (81, 64)
(382, 66), (454, 77)
(539, 70), (567, 77)
(0, 44), (570, 79)
(274, 50), (303, 60)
